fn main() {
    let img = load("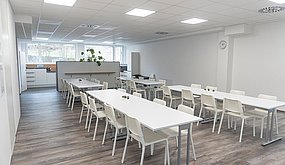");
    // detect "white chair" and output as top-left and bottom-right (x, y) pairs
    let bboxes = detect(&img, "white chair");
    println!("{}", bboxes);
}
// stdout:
(88, 97), (106, 140)
(117, 88), (126, 93)
(69, 84), (81, 111)
(61, 78), (67, 98)
(153, 98), (166, 106)
(197, 94), (223, 133)
(79, 92), (90, 129)
(102, 104), (126, 156)
(218, 98), (252, 142)
(133, 92), (142, 97)
(246, 94), (278, 138)
(161, 104), (197, 160)
(154, 80), (166, 98)
(163, 86), (181, 108)
(130, 80), (146, 98)
(205, 86), (217, 92)
(181, 89), (196, 110)
(230, 89), (245, 96)
(102, 81), (108, 90)
(191, 84), (202, 89)
(121, 115), (170, 165)
(94, 79), (100, 84)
